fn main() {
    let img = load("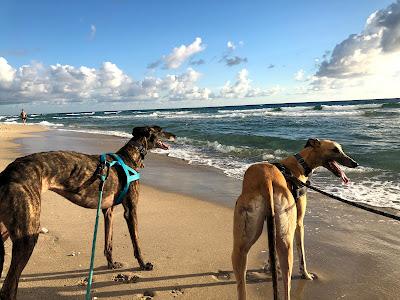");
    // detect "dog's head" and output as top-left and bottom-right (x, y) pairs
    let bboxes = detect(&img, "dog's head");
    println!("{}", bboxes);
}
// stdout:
(131, 125), (176, 150)
(305, 138), (358, 184)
